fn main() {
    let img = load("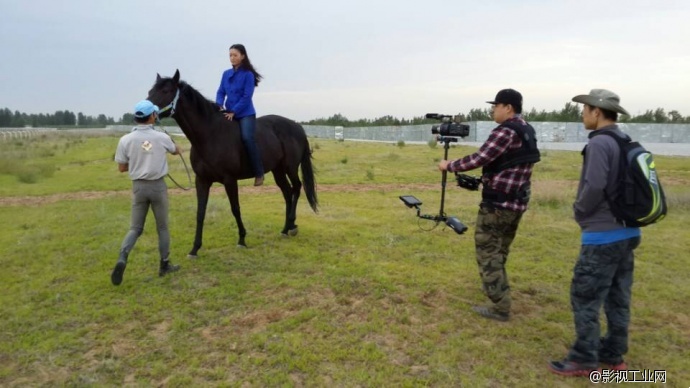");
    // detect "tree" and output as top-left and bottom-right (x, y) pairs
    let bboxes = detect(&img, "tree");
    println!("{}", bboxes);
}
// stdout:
(64, 110), (77, 125)
(12, 110), (26, 127)
(120, 113), (134, 124)
(558, 102), (581, 122)
(628, 110), (650, 123)
(97, 114), (109, 126)
(0, 108), (11, 127)
(652, 108), (667, 123)
(467, 108), (491, 121)
(667, 110), (687, 123)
